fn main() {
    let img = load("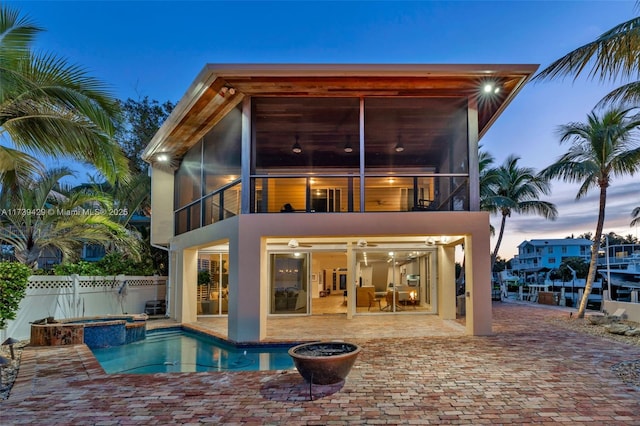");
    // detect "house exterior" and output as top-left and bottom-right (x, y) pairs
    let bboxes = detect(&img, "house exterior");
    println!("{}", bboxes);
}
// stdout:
(142, 64), (536, 342)
(511, 238), (593, 274)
